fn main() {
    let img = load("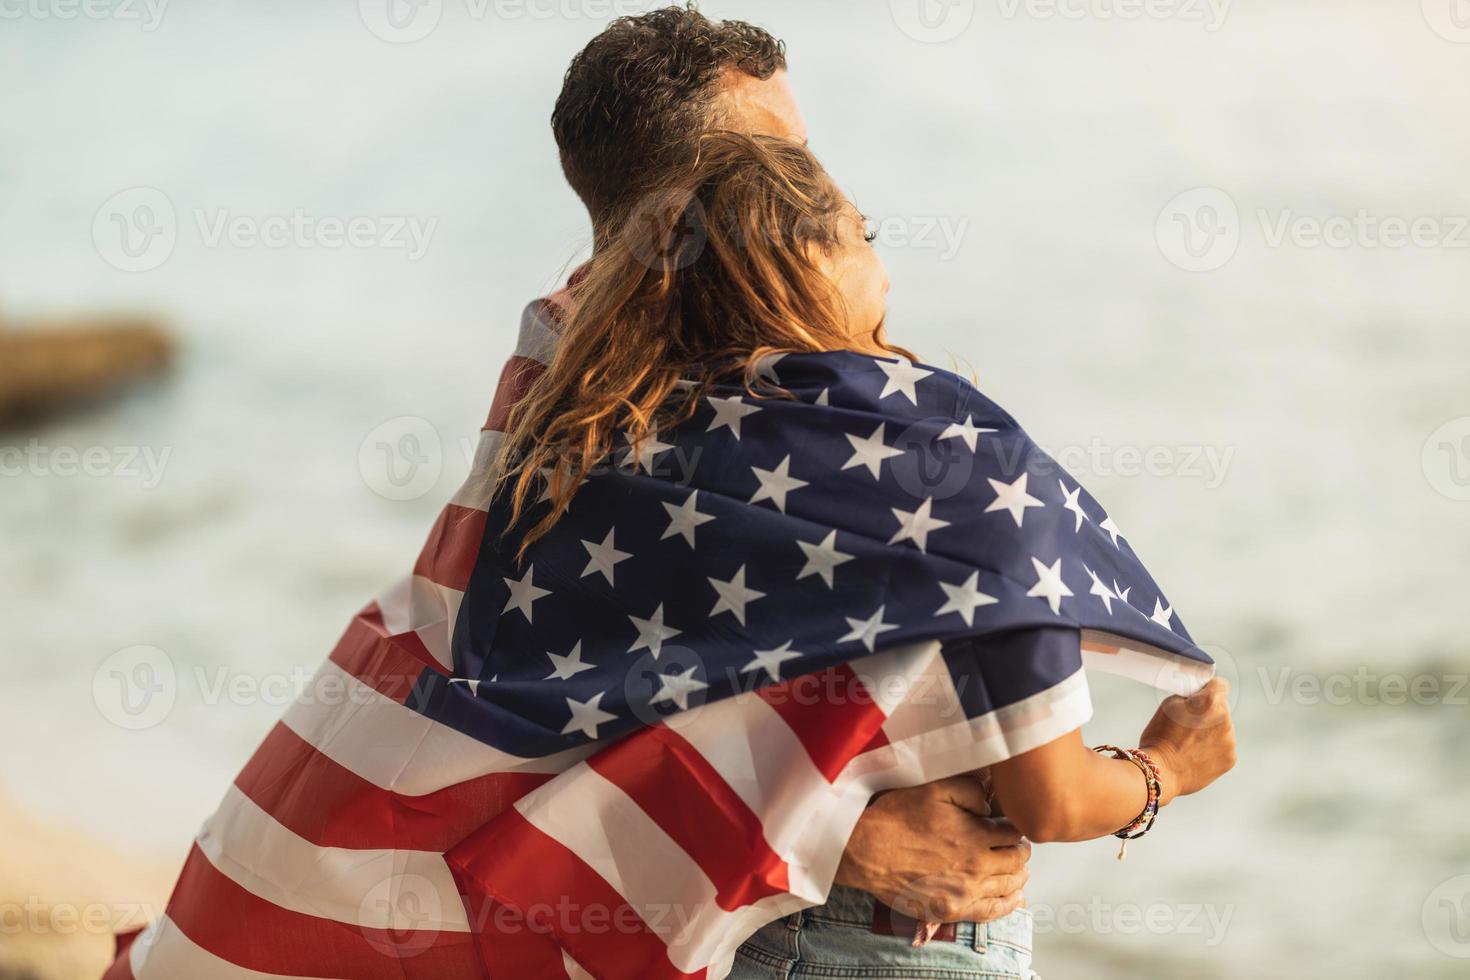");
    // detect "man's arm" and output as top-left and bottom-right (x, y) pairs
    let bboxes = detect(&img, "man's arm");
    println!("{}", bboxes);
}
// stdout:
(834, 775), (1030, 923)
